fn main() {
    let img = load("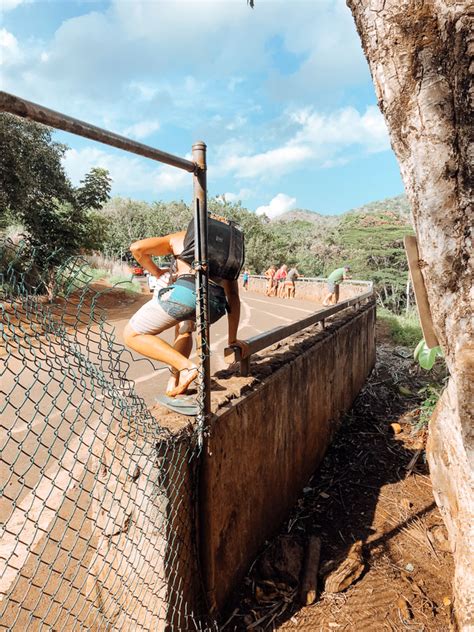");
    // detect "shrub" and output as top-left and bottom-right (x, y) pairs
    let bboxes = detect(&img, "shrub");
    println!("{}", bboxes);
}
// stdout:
(377, 308), (422, 347)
